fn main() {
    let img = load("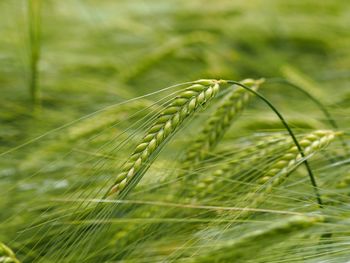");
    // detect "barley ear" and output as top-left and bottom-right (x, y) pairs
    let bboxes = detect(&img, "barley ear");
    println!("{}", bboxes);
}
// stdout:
(180, 78), (264, 176)
(107, 80), (222, 197)
(193, 134), (292, 199)
(247, 130), (338, 209)
(225, 80), (326, 206)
